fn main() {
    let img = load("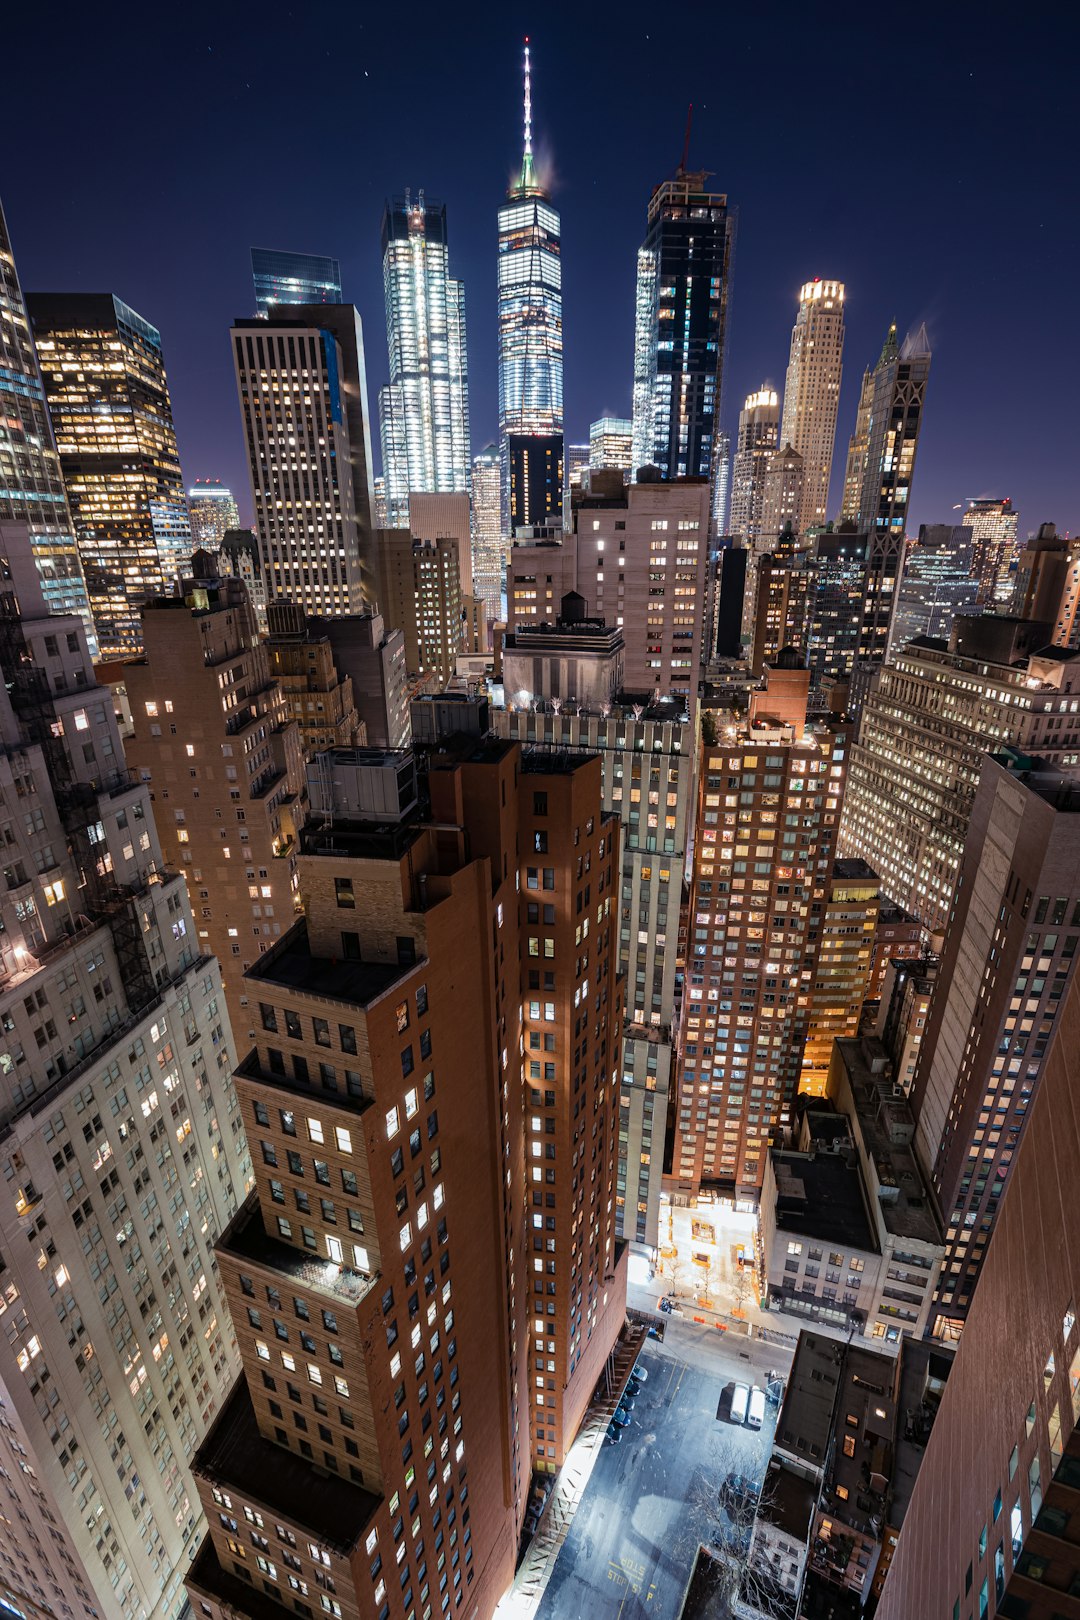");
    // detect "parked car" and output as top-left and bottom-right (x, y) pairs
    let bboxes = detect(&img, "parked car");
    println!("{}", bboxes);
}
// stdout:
(719, 1472), (761, 1514)
(606, 1424), (624, 1445)
(610, 1406), (631, 1428)
(626, 1376), (643, 1398)
(747, 1386), (766, 1430)
(729, 1382), (750, 1424)
(632, 1365), (649, 1384)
